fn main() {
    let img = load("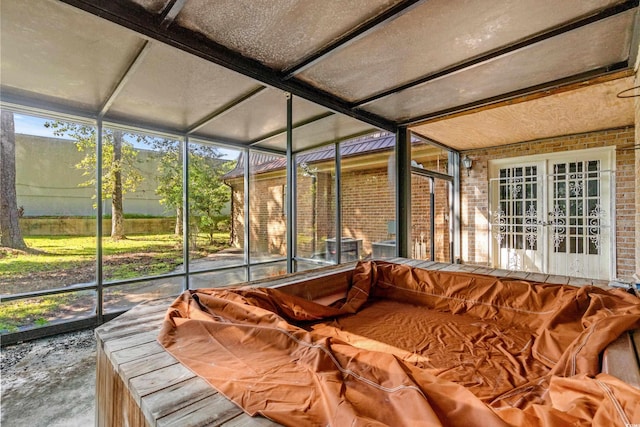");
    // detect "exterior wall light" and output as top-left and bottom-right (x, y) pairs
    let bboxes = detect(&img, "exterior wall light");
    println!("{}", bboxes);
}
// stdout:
(462, 155), (473, 176)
